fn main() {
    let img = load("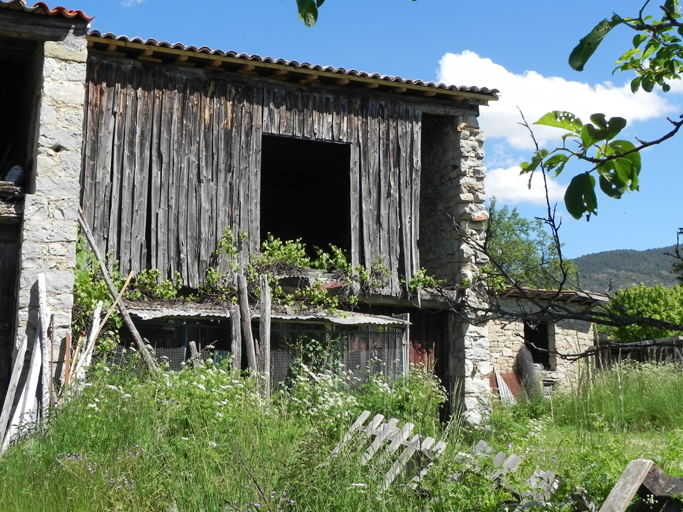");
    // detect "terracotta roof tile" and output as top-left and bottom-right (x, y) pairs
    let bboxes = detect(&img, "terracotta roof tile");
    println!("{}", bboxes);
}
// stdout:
(0, 0), (93, 22)
(88, 30), (499, 99)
